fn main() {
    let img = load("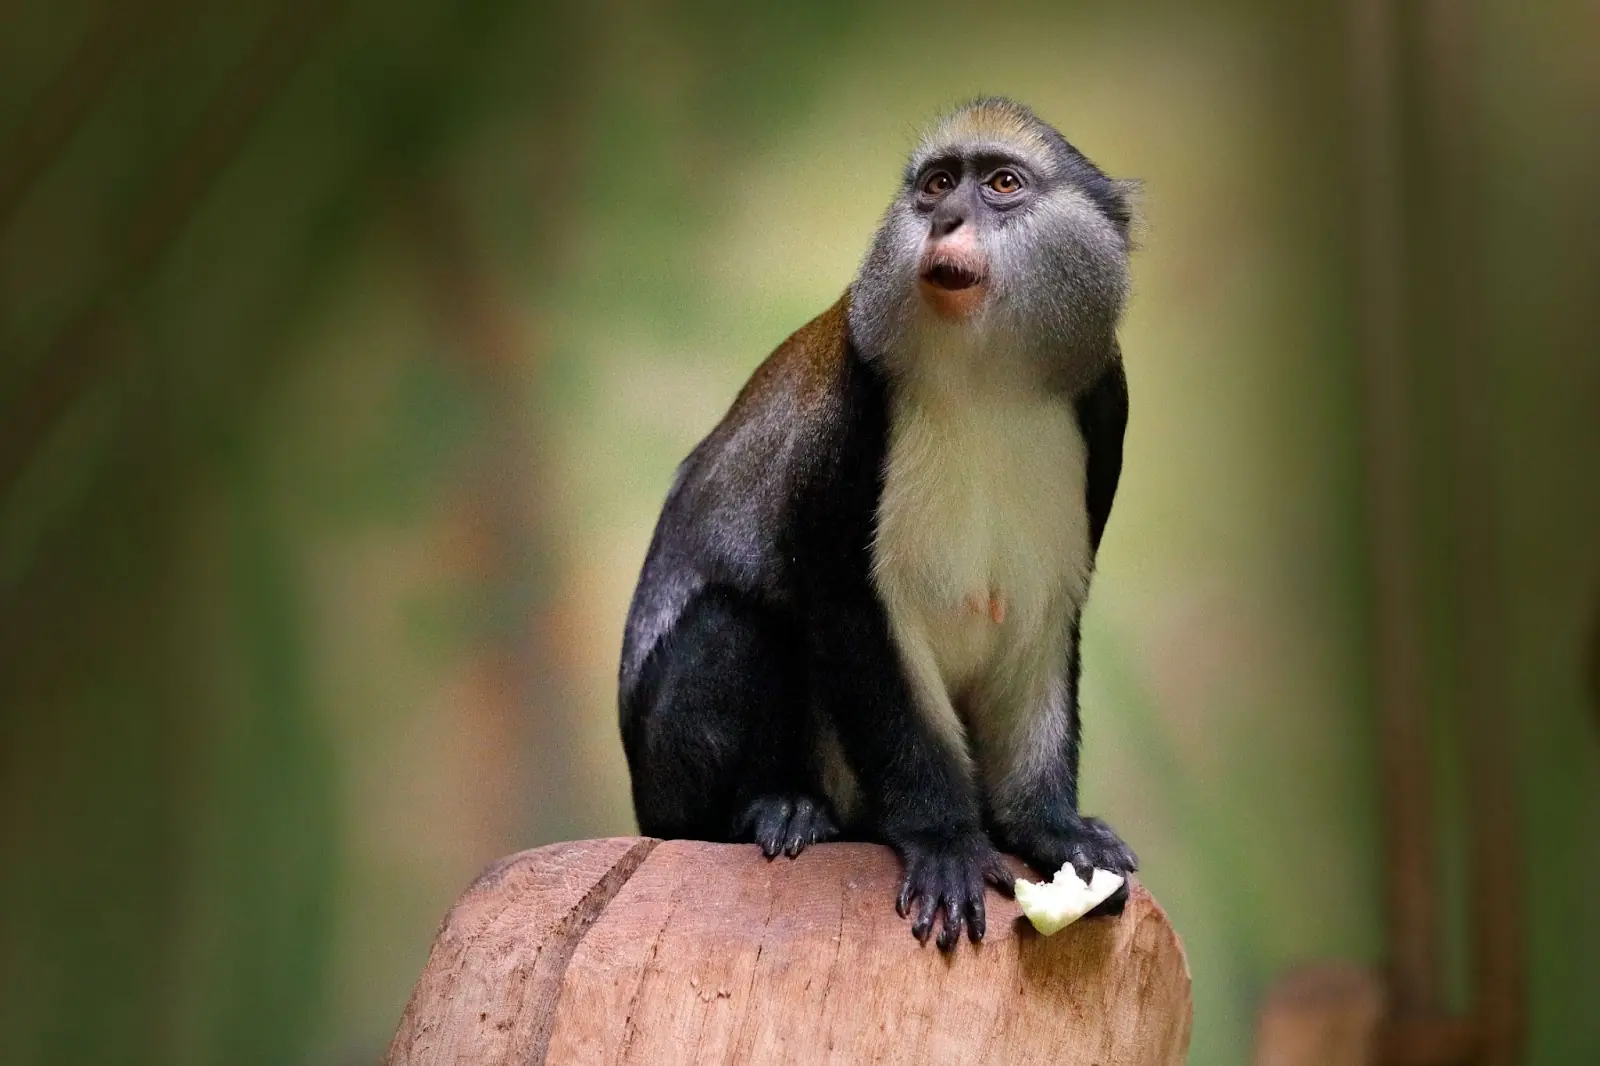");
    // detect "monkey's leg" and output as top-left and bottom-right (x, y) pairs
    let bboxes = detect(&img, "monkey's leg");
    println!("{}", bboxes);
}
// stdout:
(622, 585), (838, 855)
(809, 584), (1012, 950)
(983, 624), (1138, 917)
